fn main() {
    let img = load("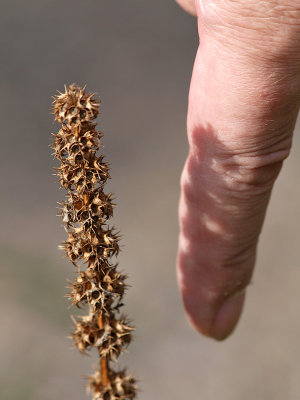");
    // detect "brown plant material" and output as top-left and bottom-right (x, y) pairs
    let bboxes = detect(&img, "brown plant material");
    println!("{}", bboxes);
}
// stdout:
(52, 84), (137, 400)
